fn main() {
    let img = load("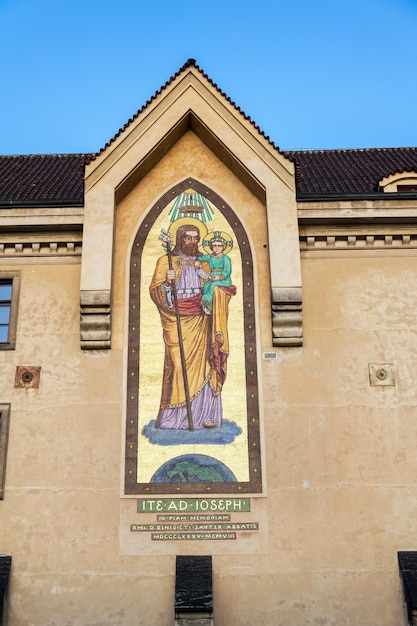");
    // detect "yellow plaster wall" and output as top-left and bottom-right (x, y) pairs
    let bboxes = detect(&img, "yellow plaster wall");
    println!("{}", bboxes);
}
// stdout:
(251, 252), (417, 625)
(0, 135), (415, 624)
(0, 262), (135, 623)
(115, 131), (417, 624)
